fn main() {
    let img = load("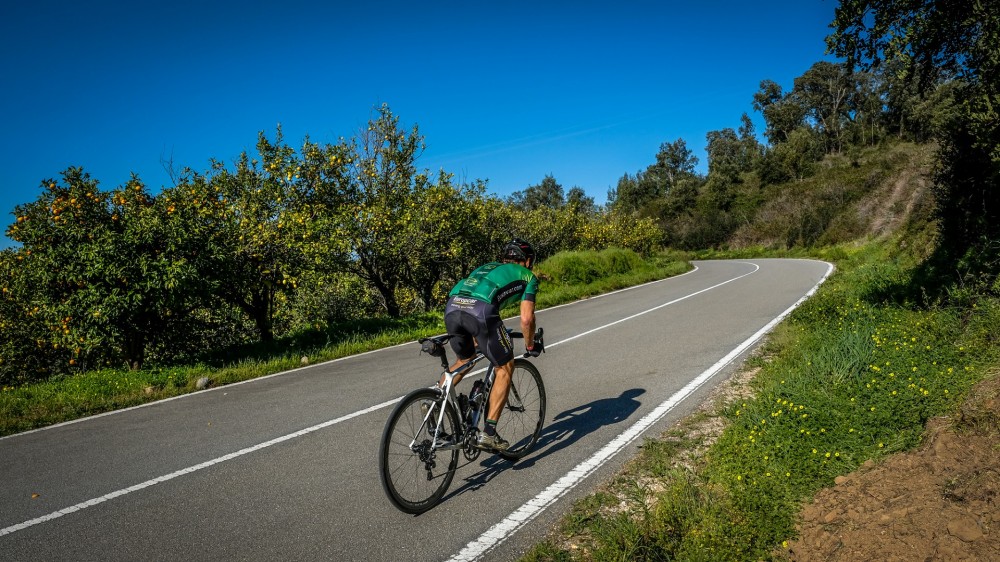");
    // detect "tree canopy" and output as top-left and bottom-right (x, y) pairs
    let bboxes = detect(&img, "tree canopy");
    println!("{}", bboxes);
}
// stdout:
(6, 0), (999, 383)
(828, 0), (1000, 264)
(1, 106), (660, 383)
